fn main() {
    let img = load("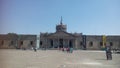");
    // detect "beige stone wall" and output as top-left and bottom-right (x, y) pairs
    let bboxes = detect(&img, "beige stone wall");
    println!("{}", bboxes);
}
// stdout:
(106, 41), (120, 49)
(86, 41), (100, 50)
(74, 39), (81, 49)
(19, 40), (36, 49)
(0, 34), (37, 49)
(0, 40), (15, 49)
